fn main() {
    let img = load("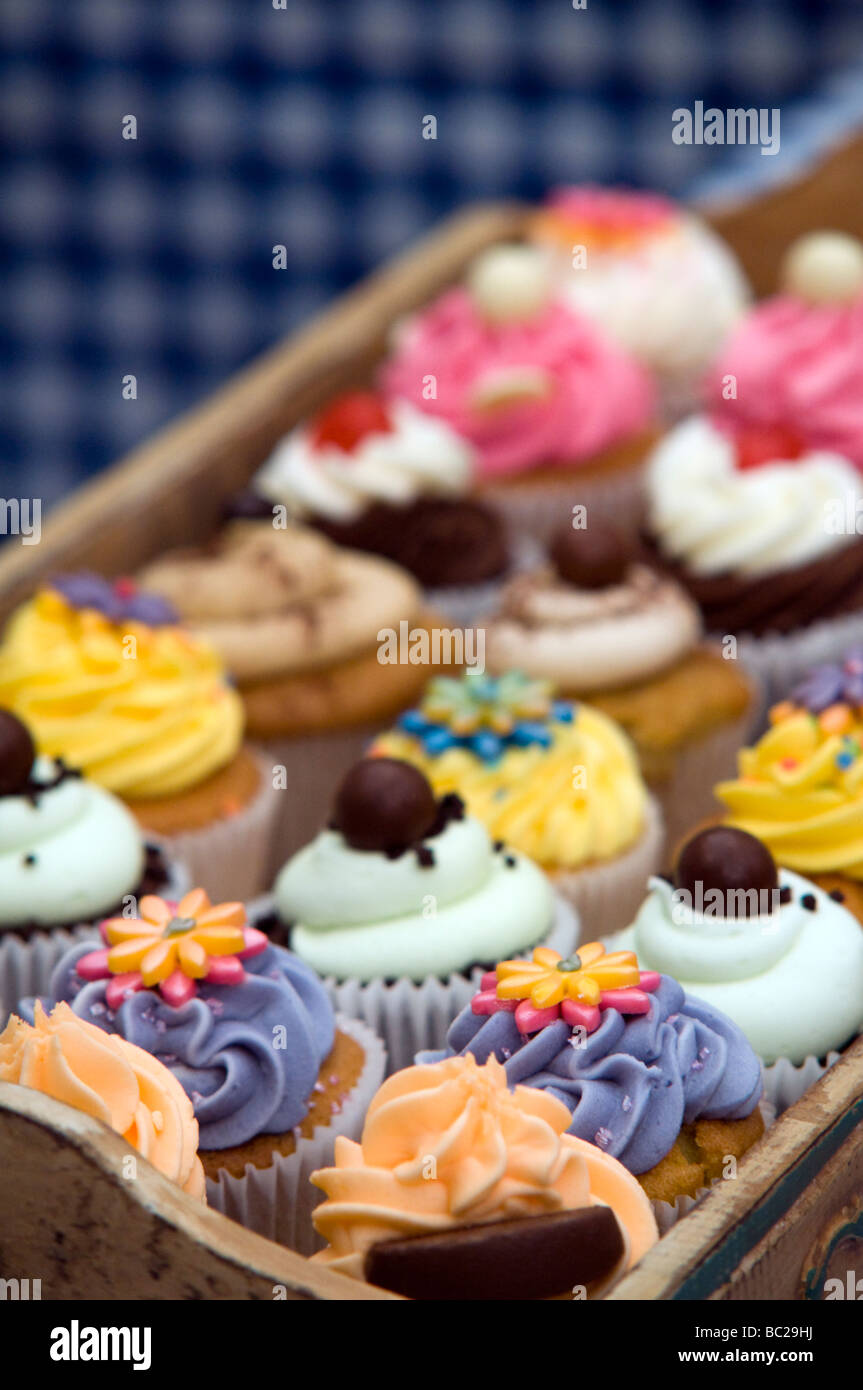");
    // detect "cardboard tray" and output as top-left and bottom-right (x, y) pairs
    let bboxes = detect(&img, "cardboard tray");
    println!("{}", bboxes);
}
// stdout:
(3, 134), (863, 1299)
